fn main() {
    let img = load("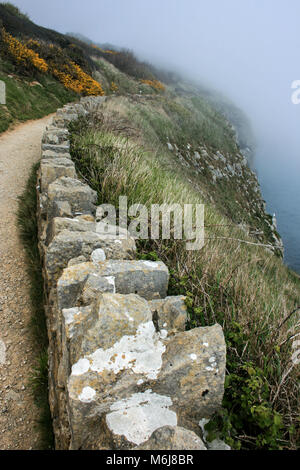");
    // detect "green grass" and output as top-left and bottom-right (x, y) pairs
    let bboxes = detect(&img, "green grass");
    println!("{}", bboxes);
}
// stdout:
(17, 163), (54, 450)
(0, 66), (77, 133)
(69, 112), (300, 450)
